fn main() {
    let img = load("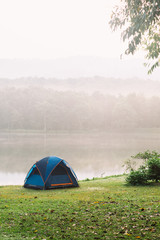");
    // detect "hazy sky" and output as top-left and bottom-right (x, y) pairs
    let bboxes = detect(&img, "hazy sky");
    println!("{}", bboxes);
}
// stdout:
(0, 0), (134, 59)
(0, 0), (159, 80)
